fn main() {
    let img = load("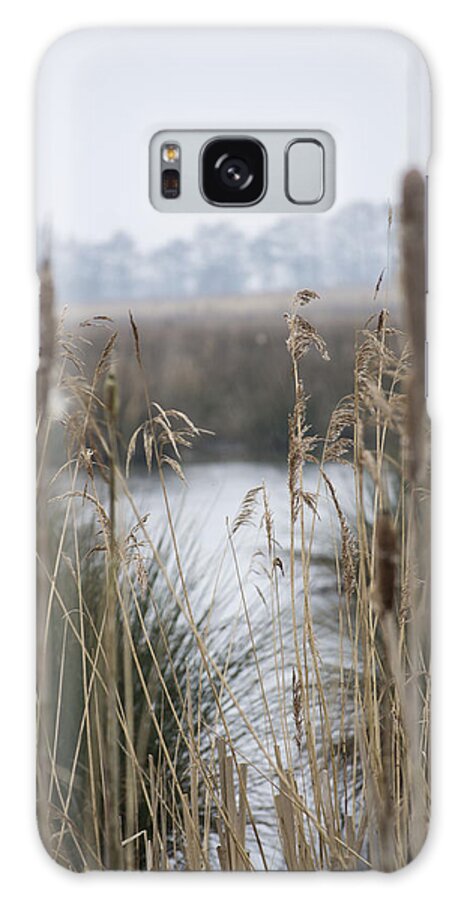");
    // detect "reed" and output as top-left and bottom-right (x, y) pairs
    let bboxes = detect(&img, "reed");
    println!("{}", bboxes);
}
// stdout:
(36, 171), (430, 871)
